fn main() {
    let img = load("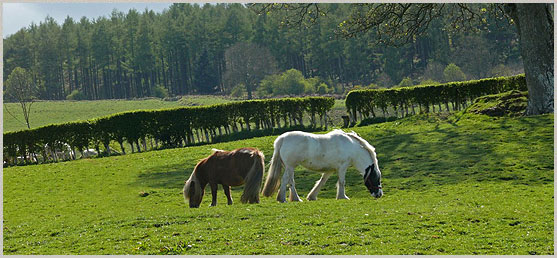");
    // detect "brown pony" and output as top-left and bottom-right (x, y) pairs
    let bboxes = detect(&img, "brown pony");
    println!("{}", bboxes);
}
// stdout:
(183, 147), (264, 208)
